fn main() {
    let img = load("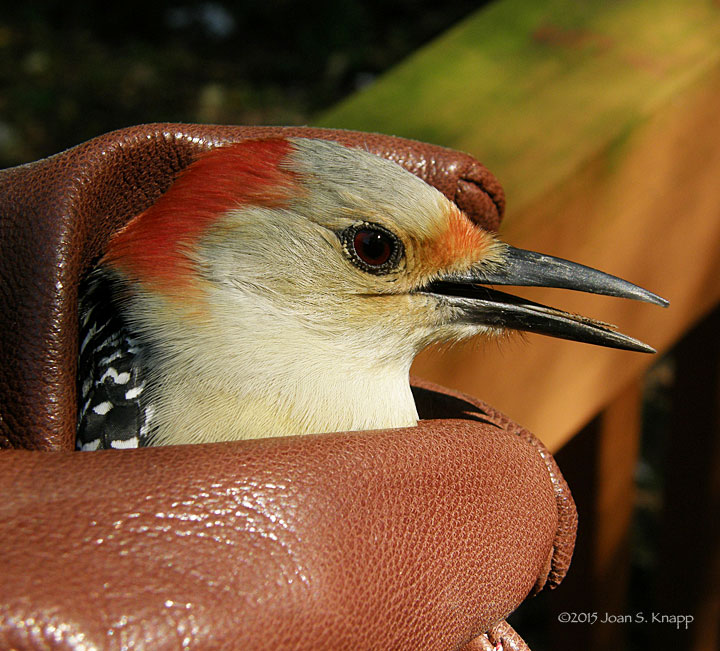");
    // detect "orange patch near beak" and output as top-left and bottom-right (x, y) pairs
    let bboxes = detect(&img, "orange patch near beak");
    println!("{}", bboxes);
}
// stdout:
(423, 207), (497, 274)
